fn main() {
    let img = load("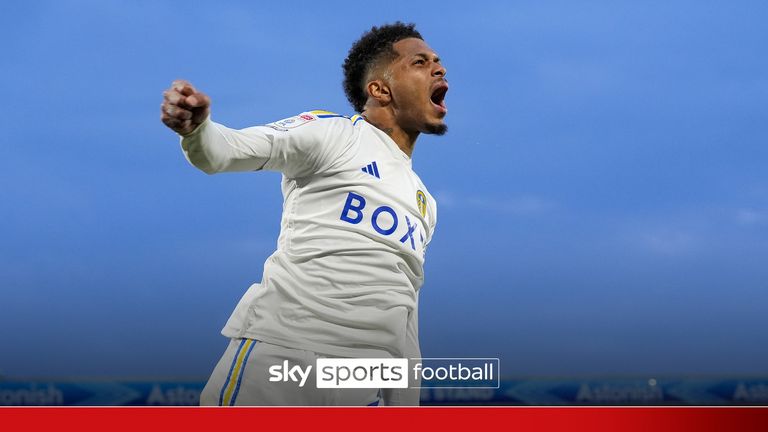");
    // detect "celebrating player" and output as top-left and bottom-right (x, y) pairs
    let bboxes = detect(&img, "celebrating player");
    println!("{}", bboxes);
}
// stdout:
(160, 22), (447, 406)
